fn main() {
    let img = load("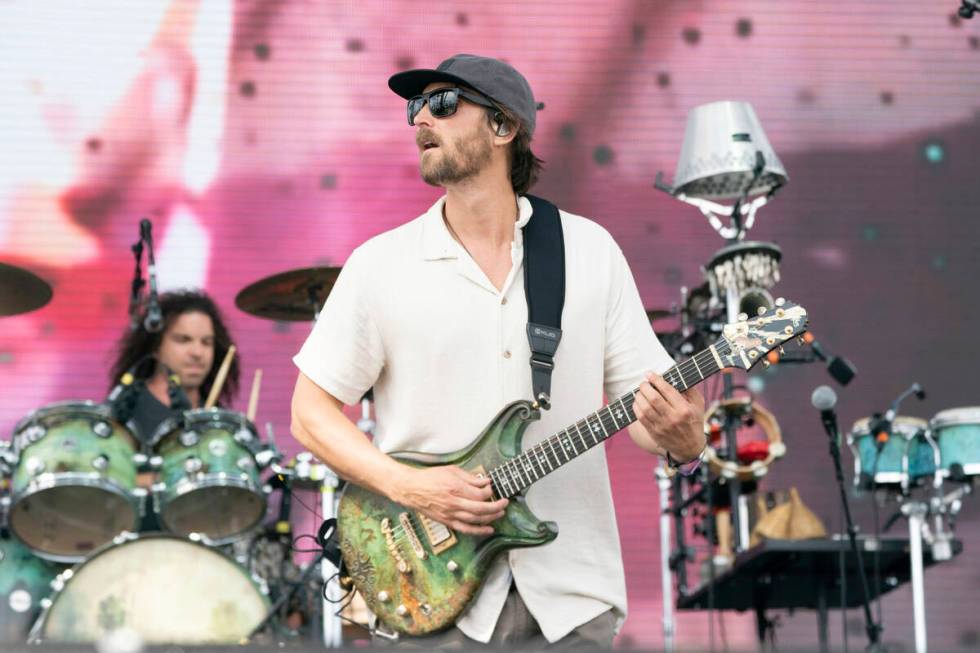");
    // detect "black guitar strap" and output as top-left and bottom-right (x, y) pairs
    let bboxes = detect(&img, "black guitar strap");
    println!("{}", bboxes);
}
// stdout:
(522, 194), (565, 410)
